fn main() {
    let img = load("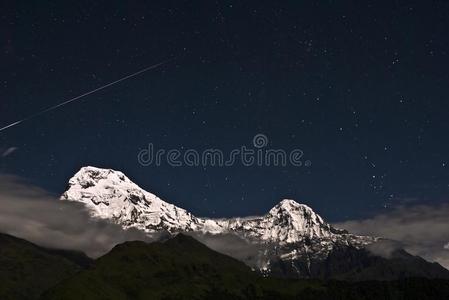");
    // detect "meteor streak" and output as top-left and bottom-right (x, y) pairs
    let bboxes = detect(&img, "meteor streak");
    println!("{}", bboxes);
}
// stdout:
(0, 59), (172, 133)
